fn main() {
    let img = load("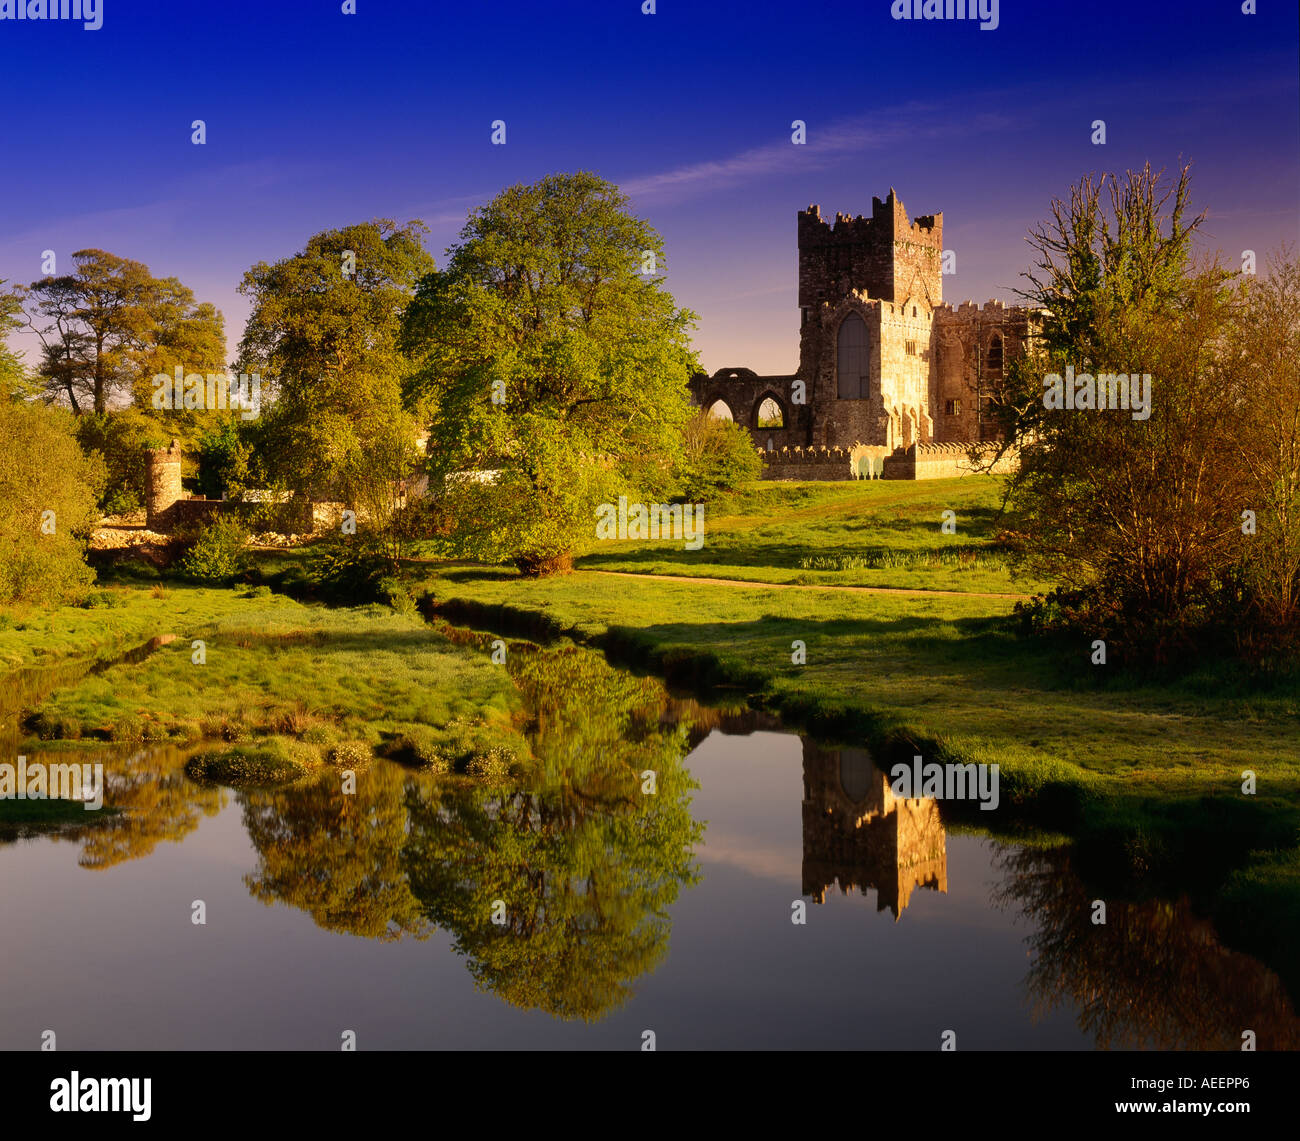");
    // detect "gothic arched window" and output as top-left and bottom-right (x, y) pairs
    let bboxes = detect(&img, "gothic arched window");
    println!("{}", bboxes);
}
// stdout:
(837, 313), (869, 399)
(987, 335), (1003, 373)
(757, 396), (784, 428)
